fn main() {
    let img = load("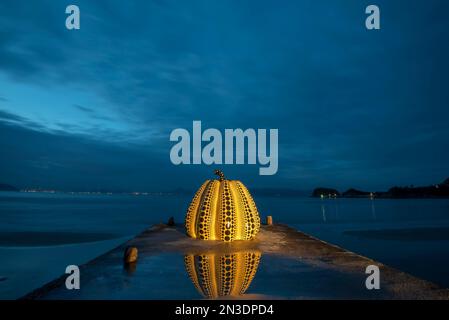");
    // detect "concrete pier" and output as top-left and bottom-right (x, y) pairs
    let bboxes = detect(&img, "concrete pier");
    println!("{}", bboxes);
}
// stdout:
(22, 224), (449, 300)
